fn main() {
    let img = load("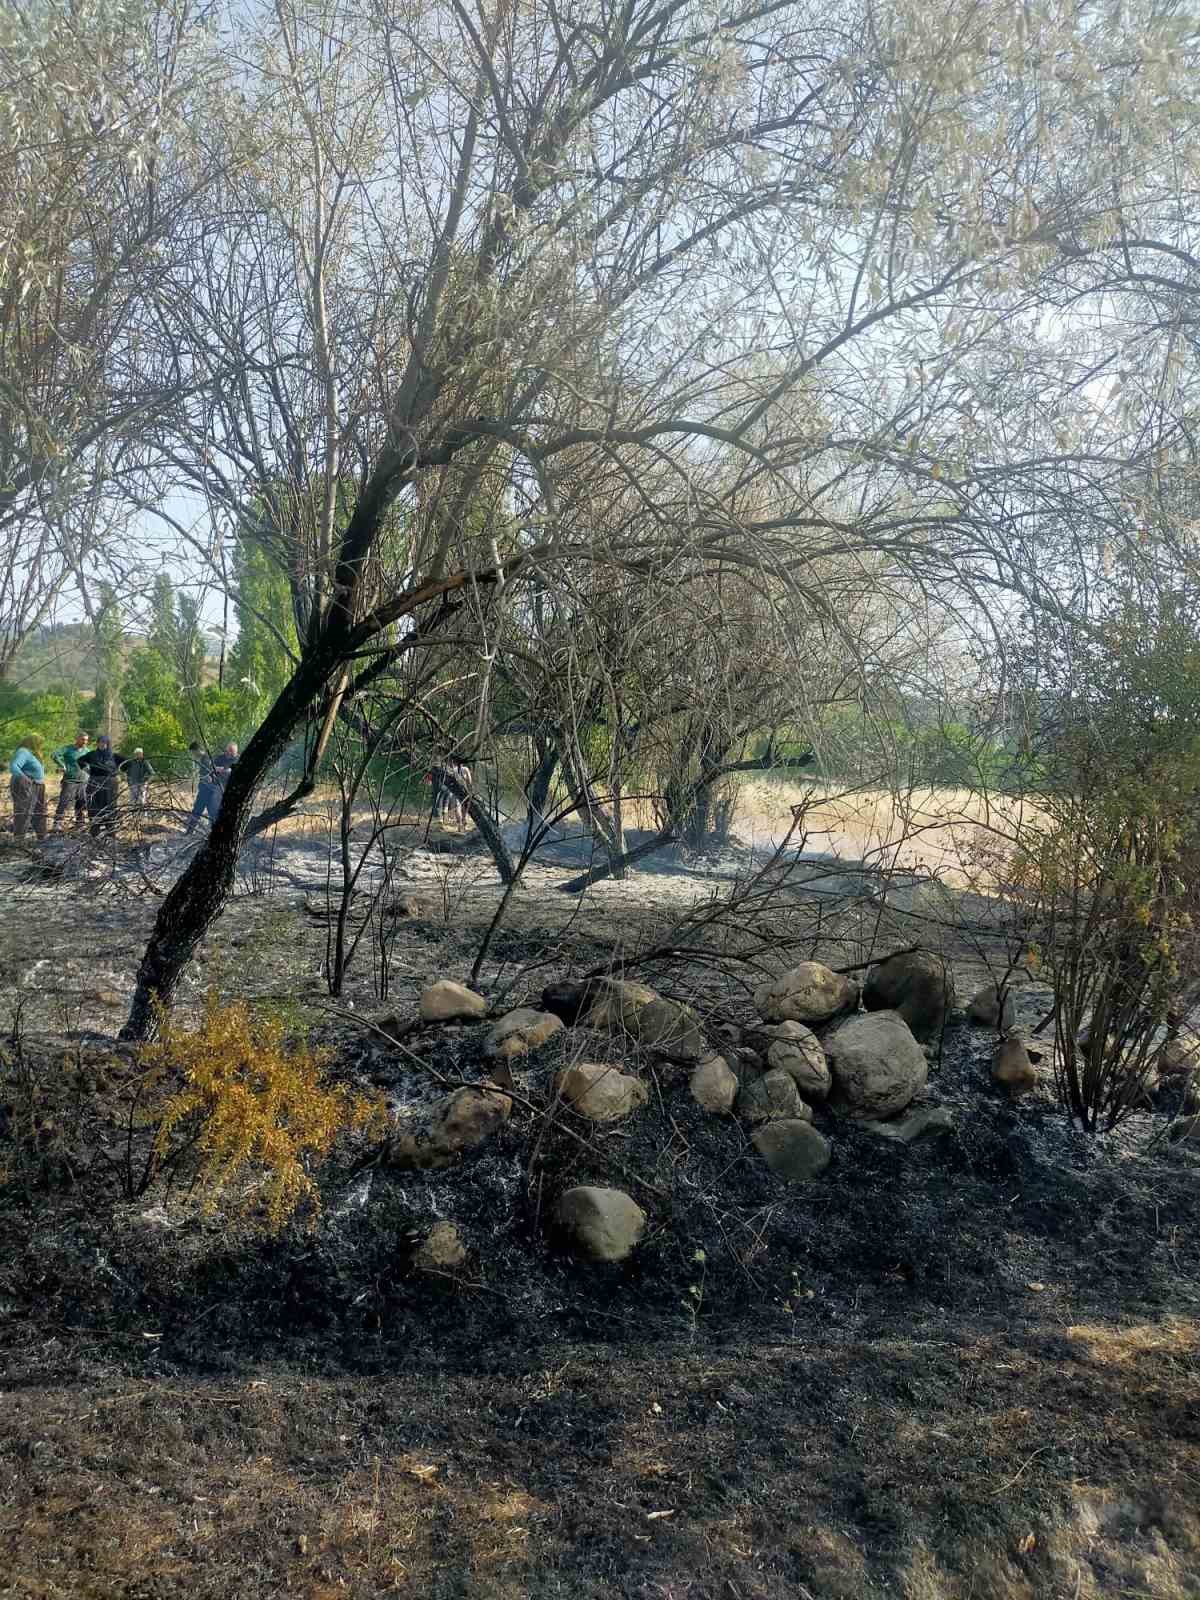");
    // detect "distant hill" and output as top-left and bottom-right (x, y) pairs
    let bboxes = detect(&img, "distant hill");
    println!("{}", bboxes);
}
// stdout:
(9, 623), (223, 693)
